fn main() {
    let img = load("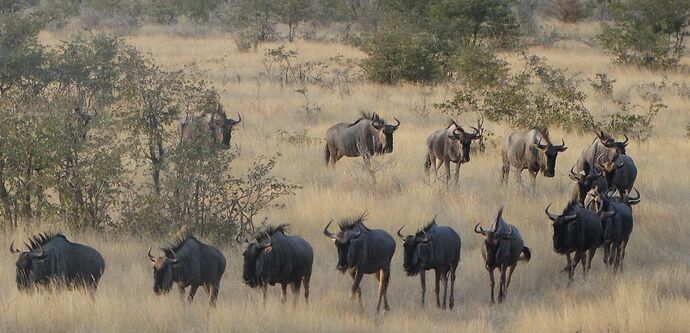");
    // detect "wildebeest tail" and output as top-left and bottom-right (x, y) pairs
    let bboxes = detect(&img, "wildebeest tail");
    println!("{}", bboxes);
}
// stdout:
(519, 246), (531, 263)
(324, 144), (330, 165)
(424, 154), (432, 172)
